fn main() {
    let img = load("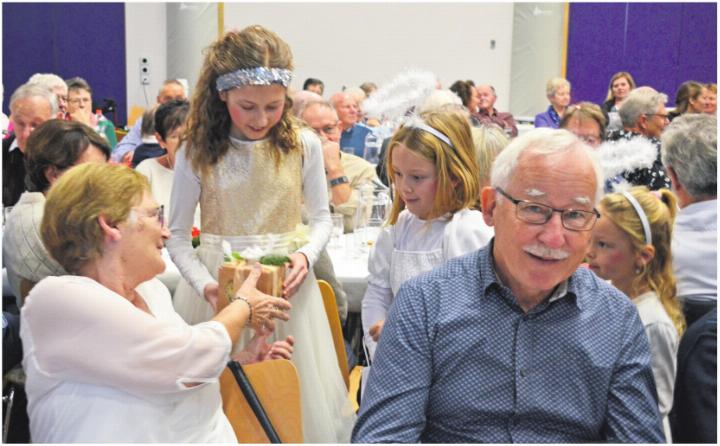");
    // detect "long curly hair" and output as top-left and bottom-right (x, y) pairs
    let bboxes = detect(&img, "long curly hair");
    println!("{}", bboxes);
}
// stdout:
(185, 25), (300, 175)
(600, 186), (685, 336)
